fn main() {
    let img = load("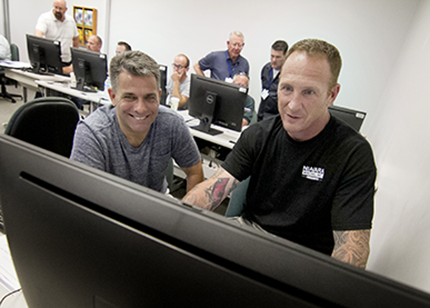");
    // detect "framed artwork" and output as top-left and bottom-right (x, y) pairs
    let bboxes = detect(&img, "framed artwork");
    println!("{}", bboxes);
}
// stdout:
(73, 6), (97, 47)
